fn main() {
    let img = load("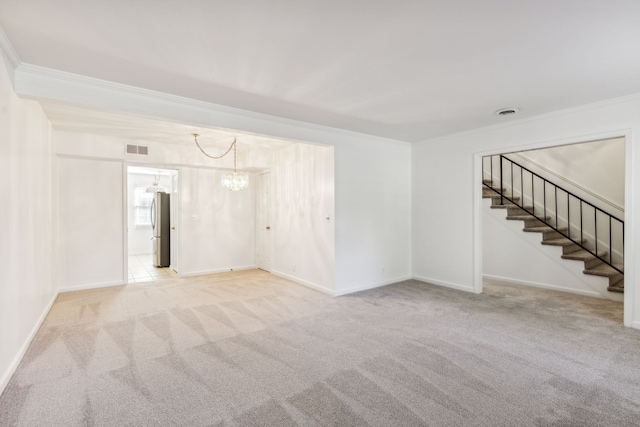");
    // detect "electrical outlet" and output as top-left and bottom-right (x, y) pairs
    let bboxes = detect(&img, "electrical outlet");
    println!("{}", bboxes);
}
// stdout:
(191, 214), (199, 221)
(292, 264), (297, 272)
